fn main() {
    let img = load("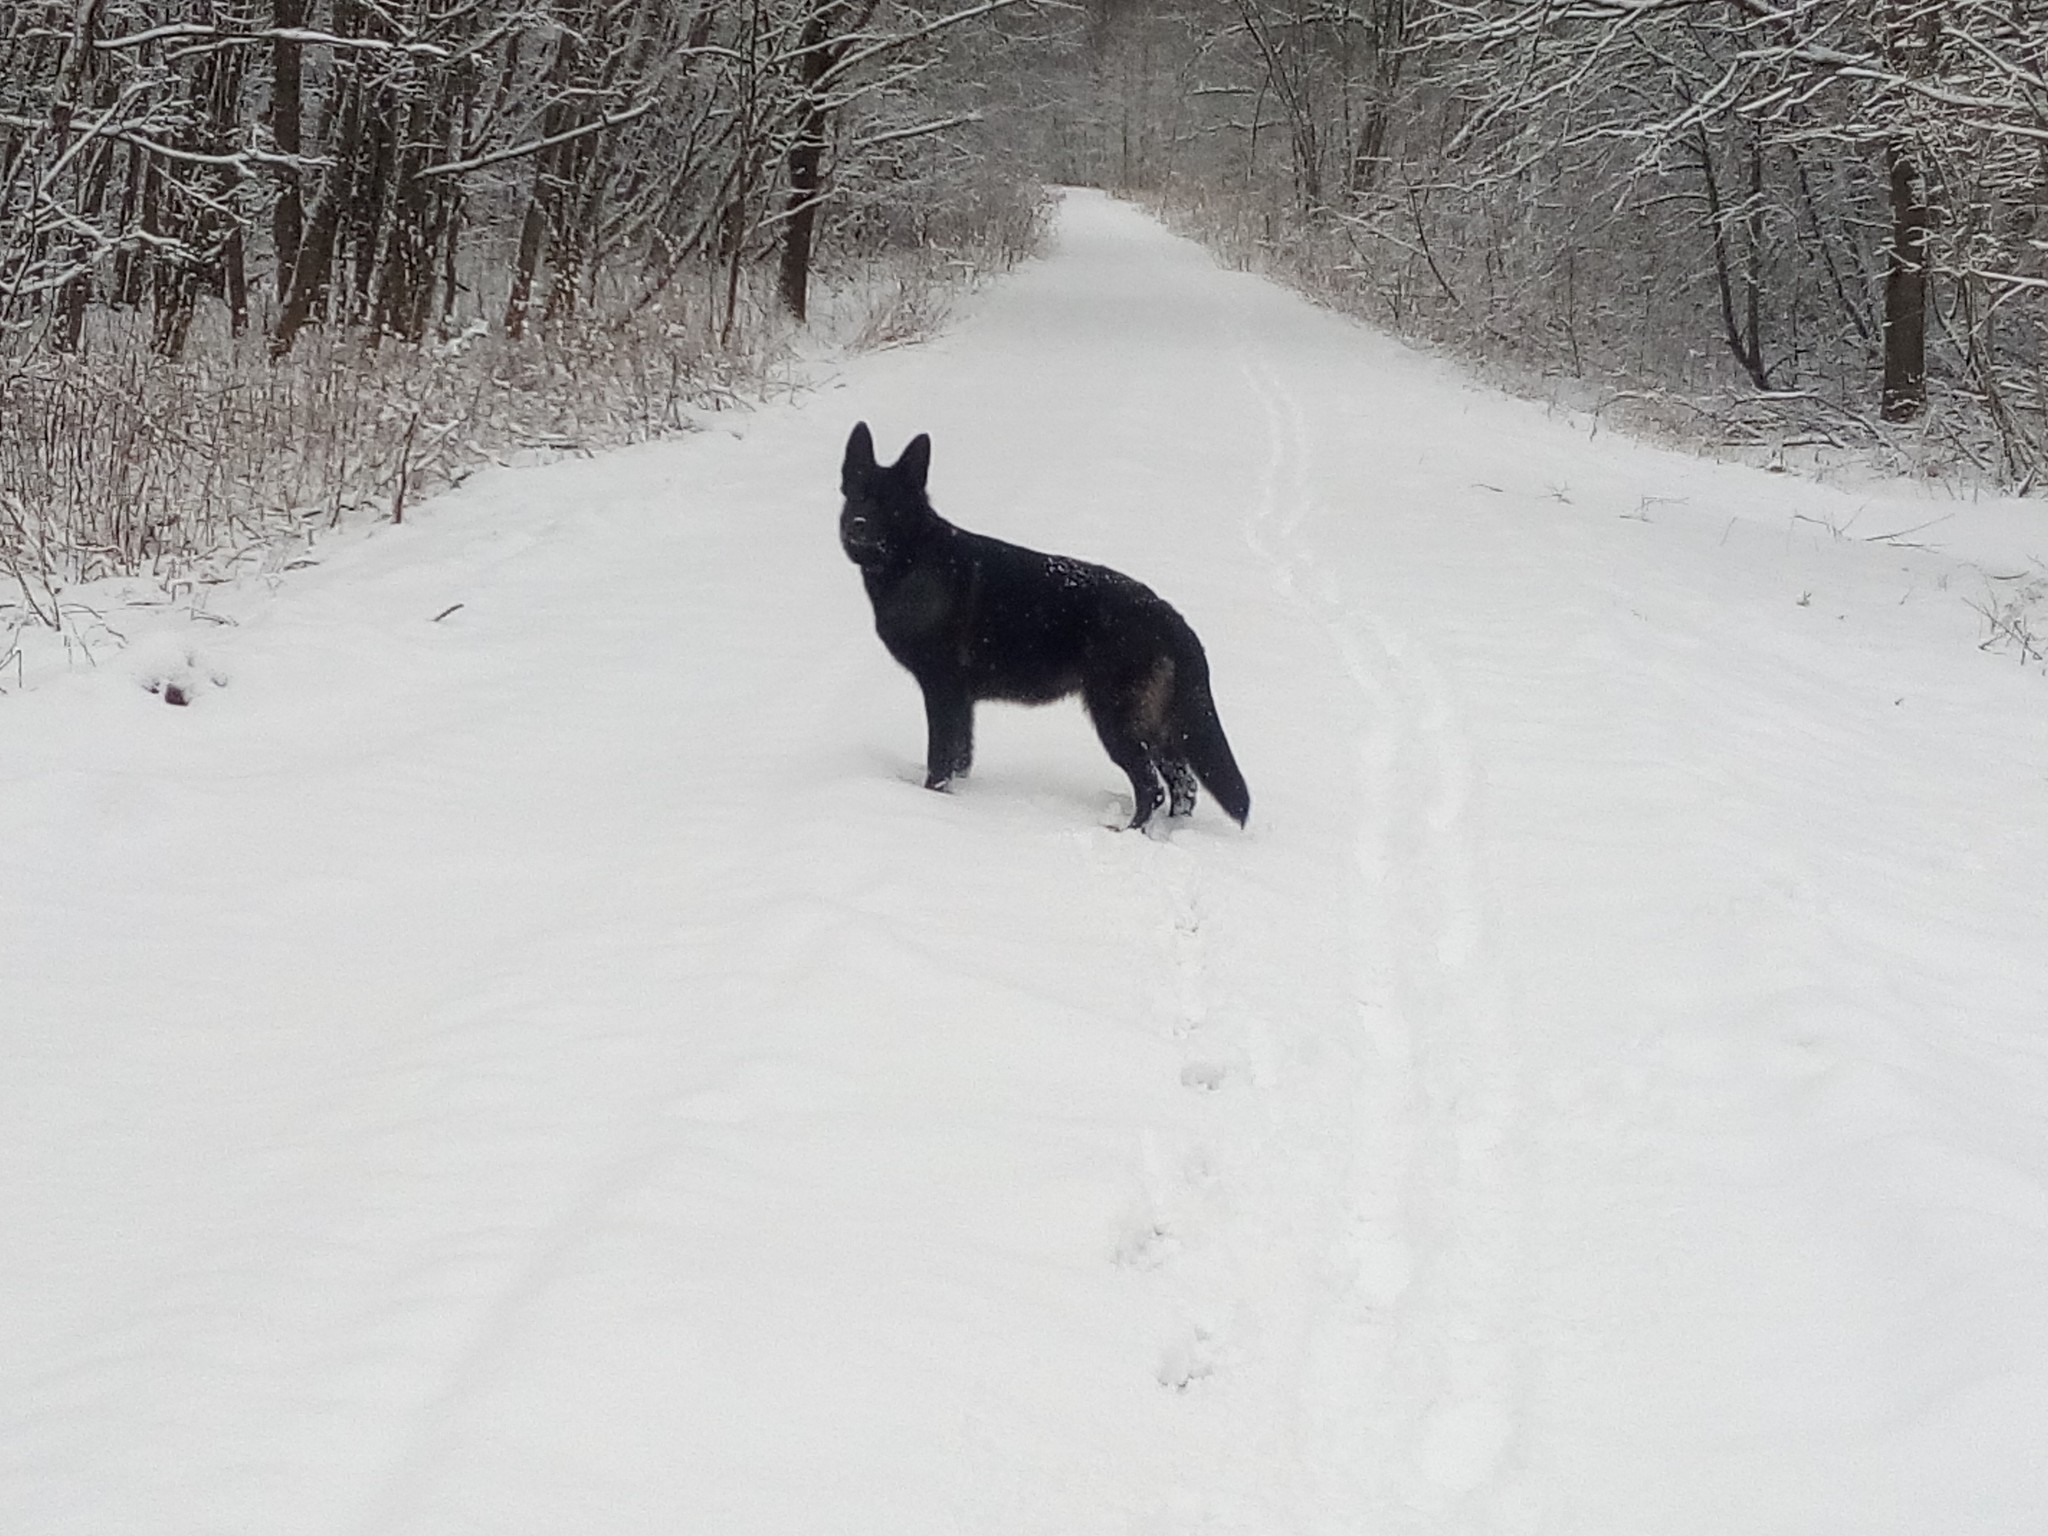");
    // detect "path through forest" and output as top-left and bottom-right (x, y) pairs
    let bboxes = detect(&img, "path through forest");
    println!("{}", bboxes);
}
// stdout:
(5, 191), (2047, 1535)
